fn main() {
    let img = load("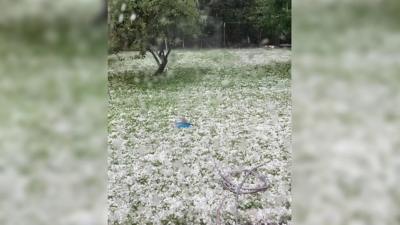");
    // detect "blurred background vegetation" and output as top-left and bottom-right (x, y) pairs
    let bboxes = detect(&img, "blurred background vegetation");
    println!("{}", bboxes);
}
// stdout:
(0, 1), (107, 225)
(294, 0), (400, 225)
(108, 0), (291, 53)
